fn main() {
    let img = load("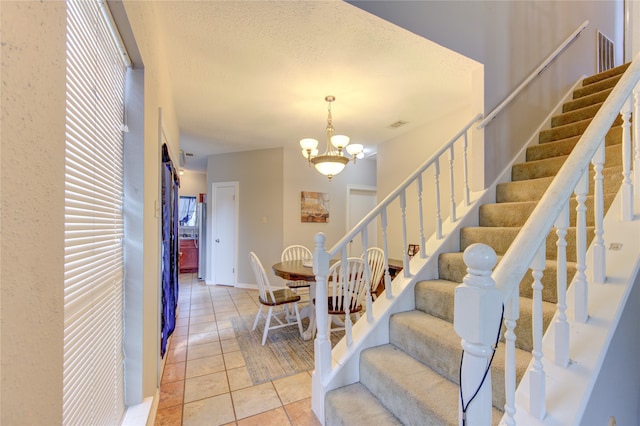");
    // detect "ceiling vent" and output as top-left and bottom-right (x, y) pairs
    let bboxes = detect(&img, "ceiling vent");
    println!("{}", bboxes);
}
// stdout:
(388, 120), (408, 129)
